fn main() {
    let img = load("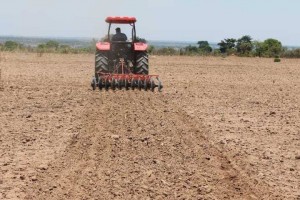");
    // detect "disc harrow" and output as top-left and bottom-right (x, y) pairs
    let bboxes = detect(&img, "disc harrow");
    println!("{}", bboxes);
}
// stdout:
(91, 73), (162, 92)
